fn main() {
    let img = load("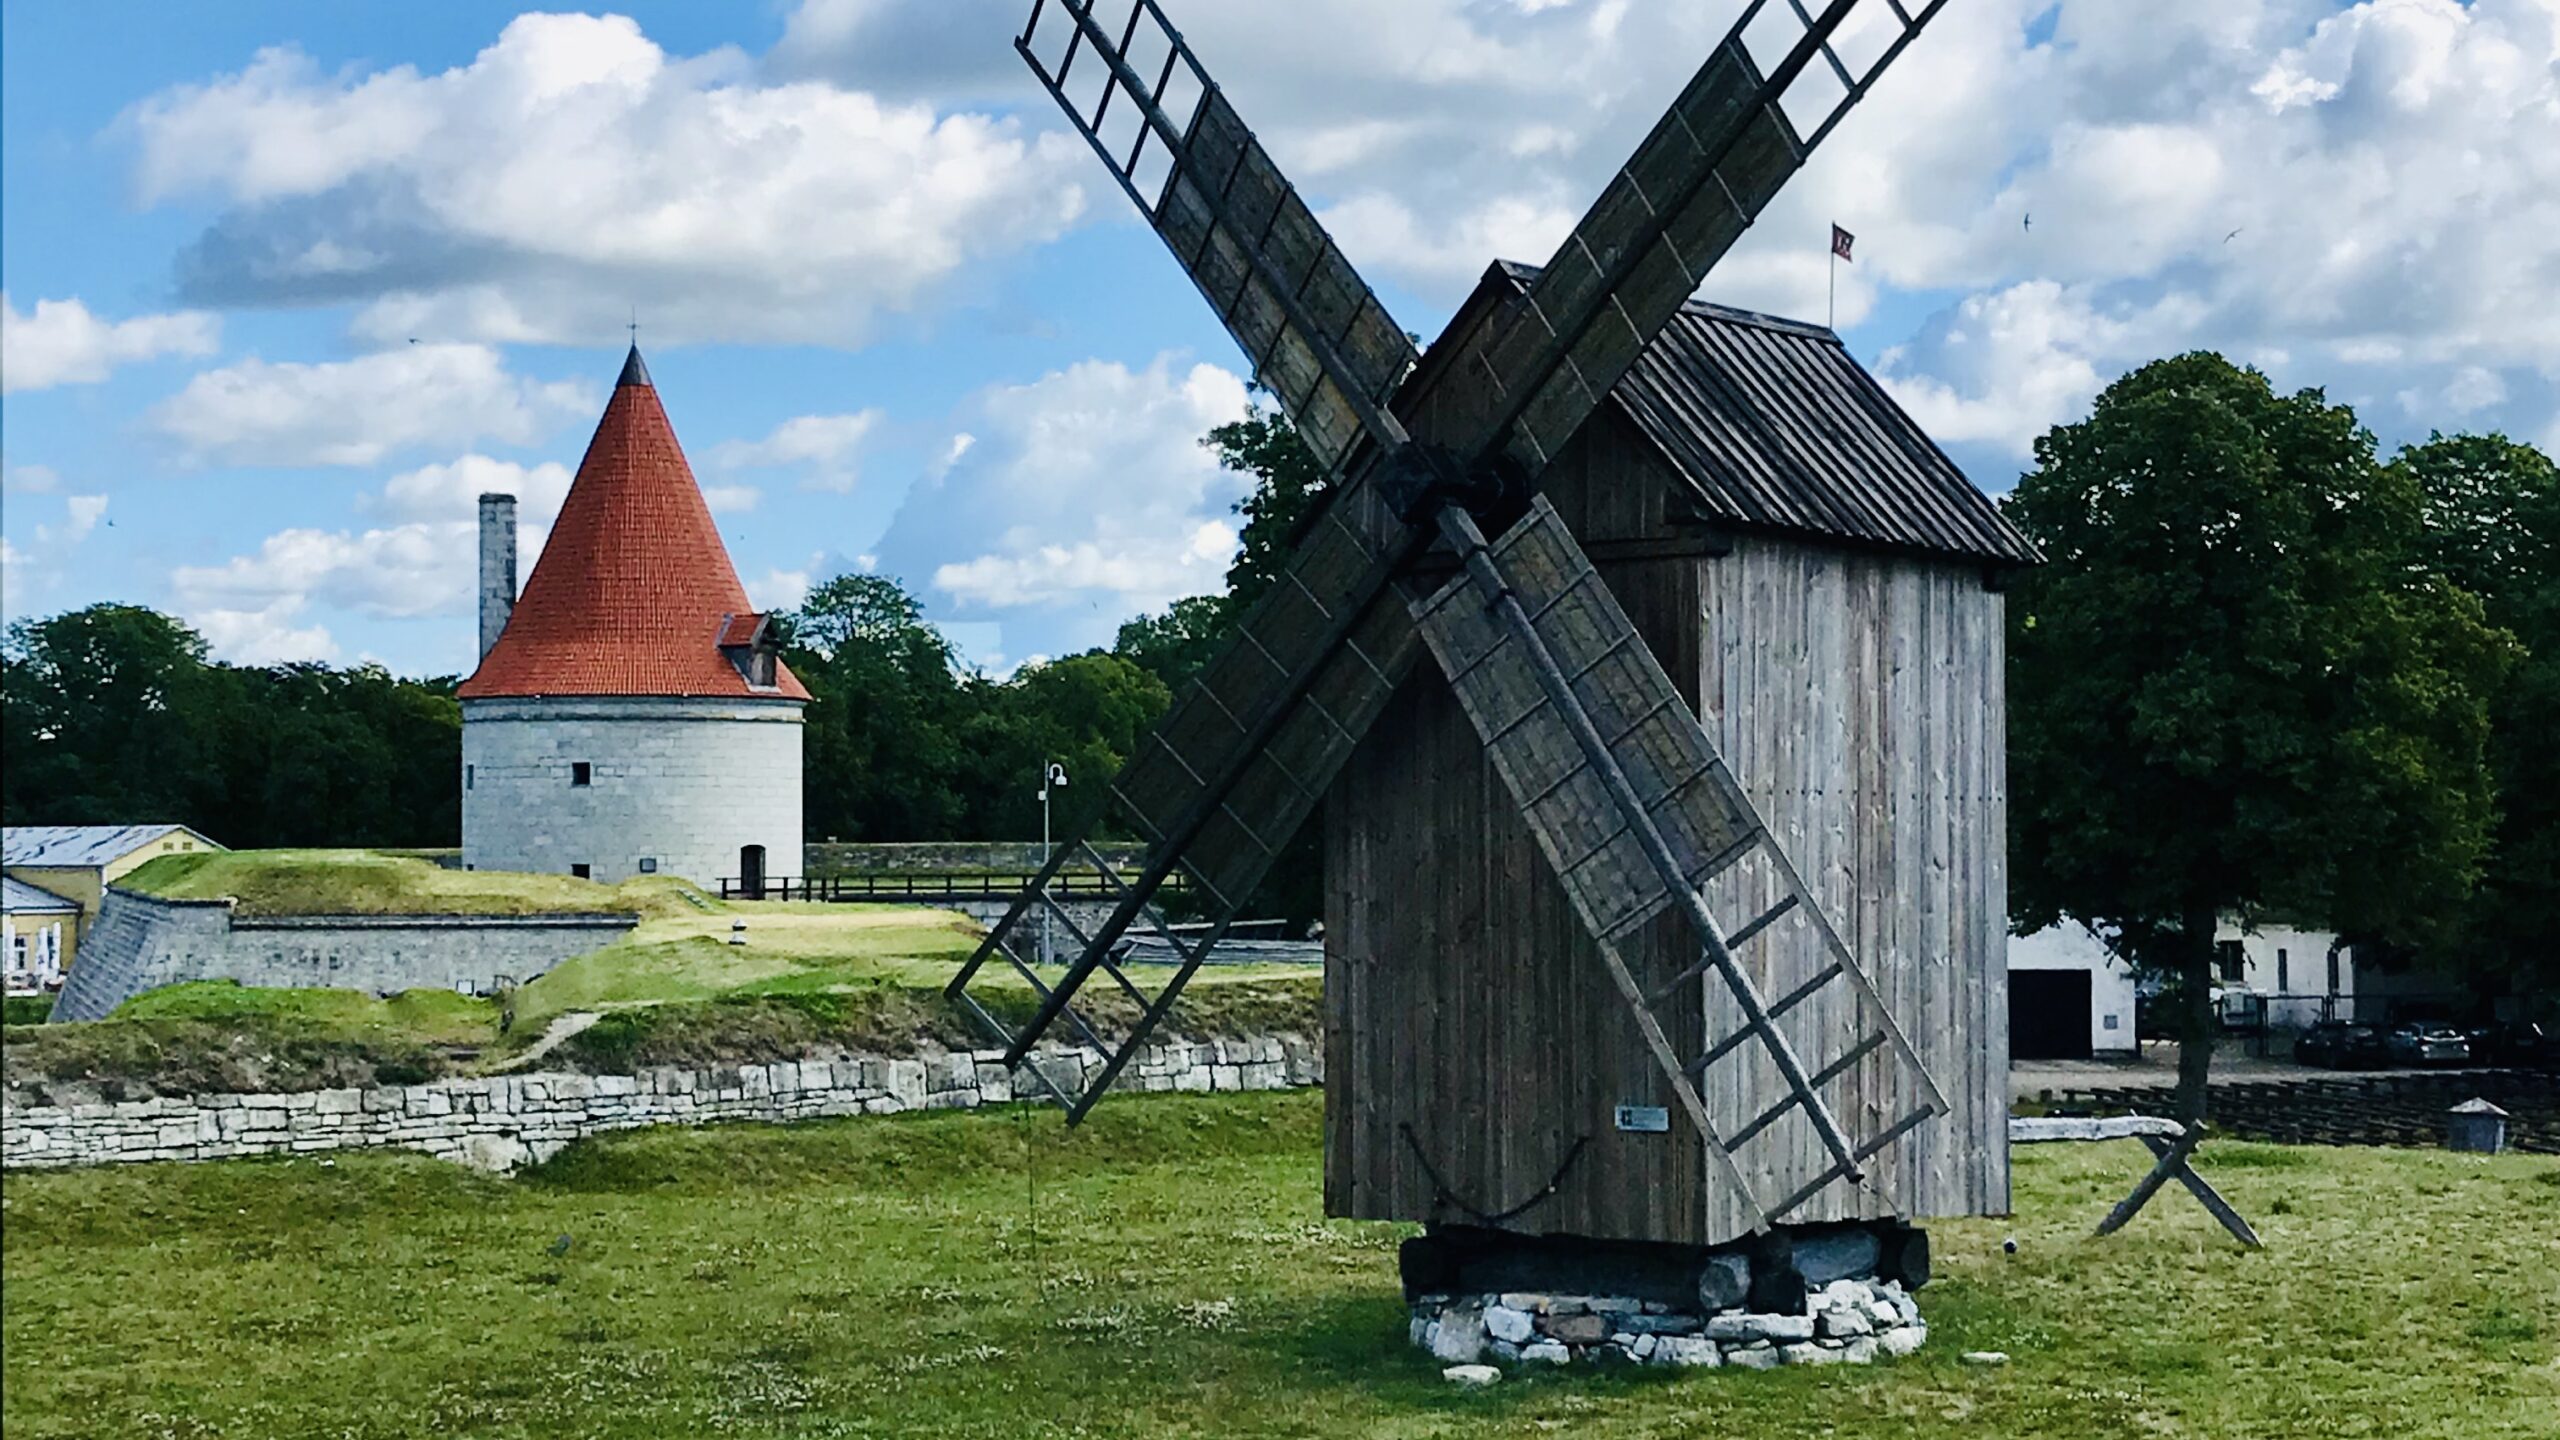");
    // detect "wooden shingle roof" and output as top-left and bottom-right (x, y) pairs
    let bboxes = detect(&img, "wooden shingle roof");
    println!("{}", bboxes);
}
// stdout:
(1487, 262), (2038, 567)
(459, 348), (810, 702)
